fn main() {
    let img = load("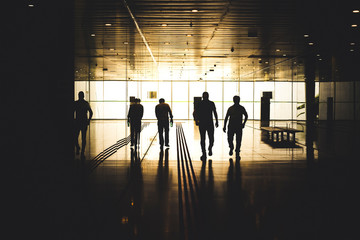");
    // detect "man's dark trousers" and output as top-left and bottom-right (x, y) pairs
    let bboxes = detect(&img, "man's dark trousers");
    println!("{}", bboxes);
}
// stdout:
(227, 127), (243, 153)
(130, 121), (141, 146)
(158, 120), (169, 146)
(199, 123), (214, 154)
